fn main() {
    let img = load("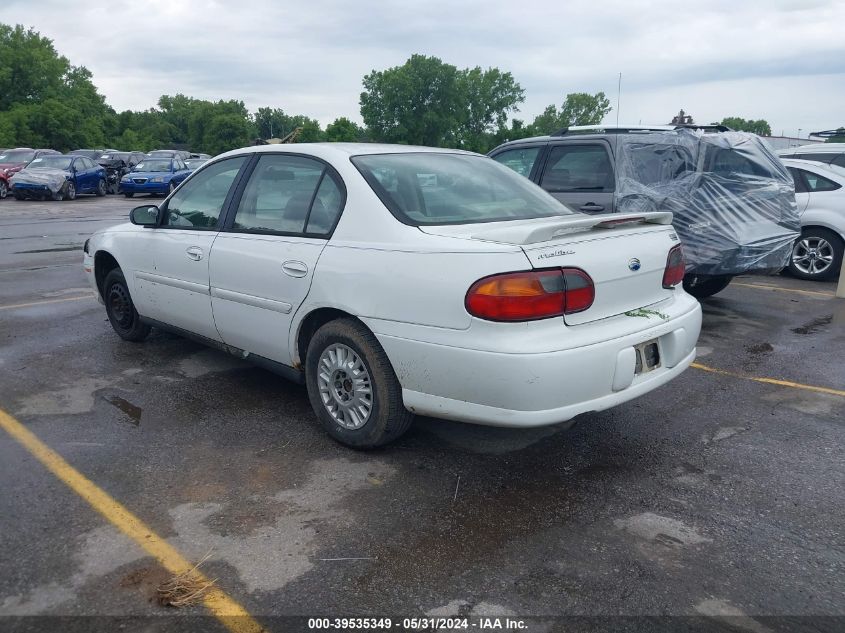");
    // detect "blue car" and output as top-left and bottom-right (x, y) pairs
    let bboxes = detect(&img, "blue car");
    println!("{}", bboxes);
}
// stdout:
(120, 157), (191, 197)
(9, 154), (107, 201)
